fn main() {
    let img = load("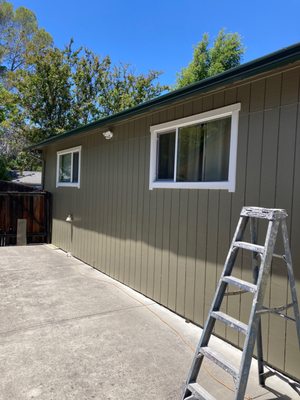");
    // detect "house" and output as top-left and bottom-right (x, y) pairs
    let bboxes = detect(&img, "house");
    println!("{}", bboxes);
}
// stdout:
(31, 43), (300, 381)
